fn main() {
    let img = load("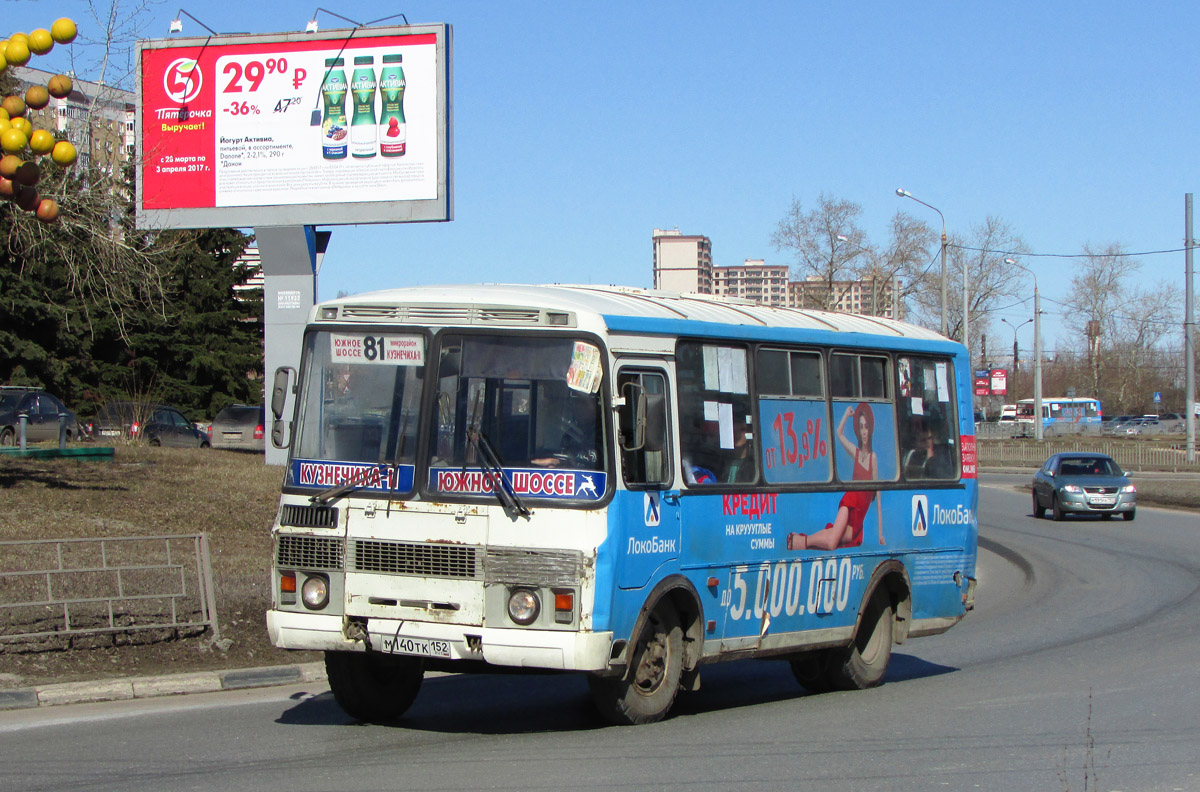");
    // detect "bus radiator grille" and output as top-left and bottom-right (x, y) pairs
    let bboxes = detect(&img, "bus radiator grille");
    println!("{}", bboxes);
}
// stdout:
(277, 534), (345, 571)
(352, 540), (482, 579)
